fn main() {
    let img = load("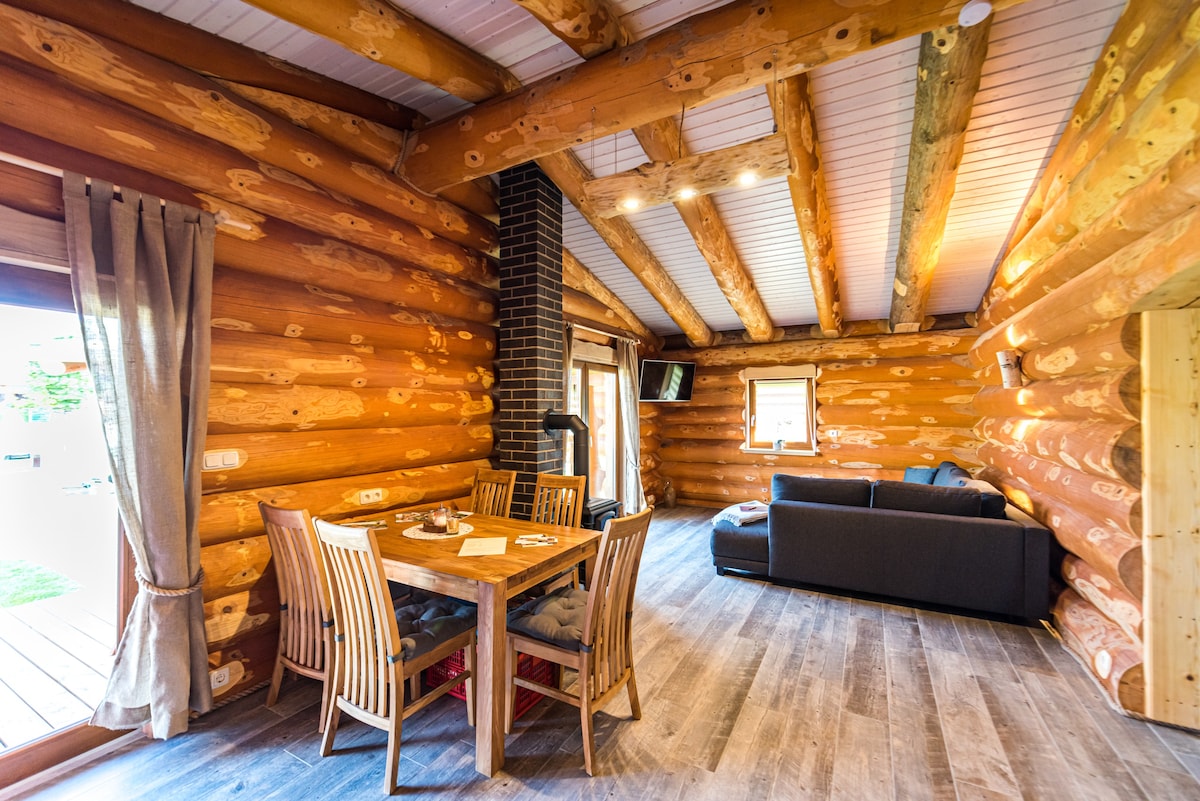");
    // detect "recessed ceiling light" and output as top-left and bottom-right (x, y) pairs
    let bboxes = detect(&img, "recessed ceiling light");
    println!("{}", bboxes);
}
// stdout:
(737, 171), (758, 187)
(958, 0), (992, 27)
(678, 187), (697, 200)
(620, 197), (642, 211)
